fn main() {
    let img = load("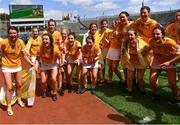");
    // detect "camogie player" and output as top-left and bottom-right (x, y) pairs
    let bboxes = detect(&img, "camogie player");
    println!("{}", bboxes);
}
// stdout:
(38, 33), (61, 101)
(24, 27), (42, 67)
(121, 28), (149, 97)
(0, 26), (34, 116)
(58, 28), (69, 96)
(43, 19), (62, 46)
(99, 19), (112, 83)
(65, 32), (82, 93)
(143, 27), (180, 101)
(81, 36), (101, 95)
